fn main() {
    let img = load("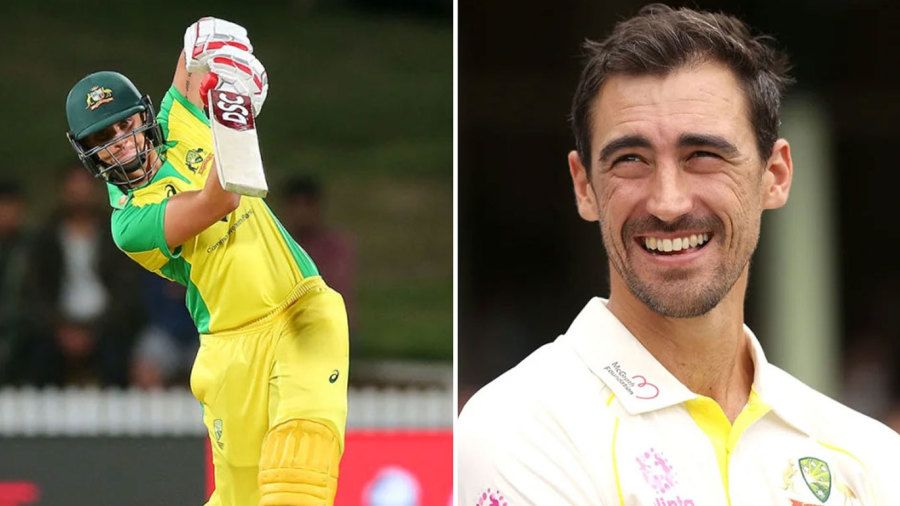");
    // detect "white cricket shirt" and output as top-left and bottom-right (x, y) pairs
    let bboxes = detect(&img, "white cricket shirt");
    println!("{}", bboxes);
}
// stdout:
(458, 298), (900, 506)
